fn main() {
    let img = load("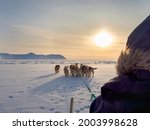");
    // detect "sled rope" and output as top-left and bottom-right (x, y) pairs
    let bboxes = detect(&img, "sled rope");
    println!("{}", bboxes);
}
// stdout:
(81, 77), (96, 101)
